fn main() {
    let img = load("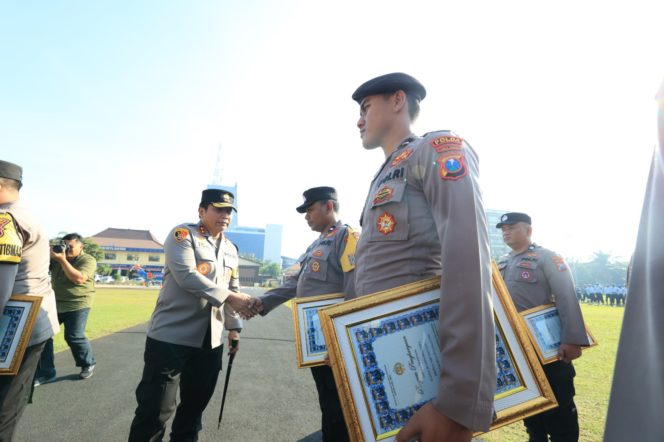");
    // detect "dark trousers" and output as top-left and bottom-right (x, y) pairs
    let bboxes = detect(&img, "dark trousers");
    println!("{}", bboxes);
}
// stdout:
(128, 336), (223, 442)
(37, 308), (96, 378)
(0, 341), (46, 442)
(310, 365), (349, 442)
(524, 361), (579, 442)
